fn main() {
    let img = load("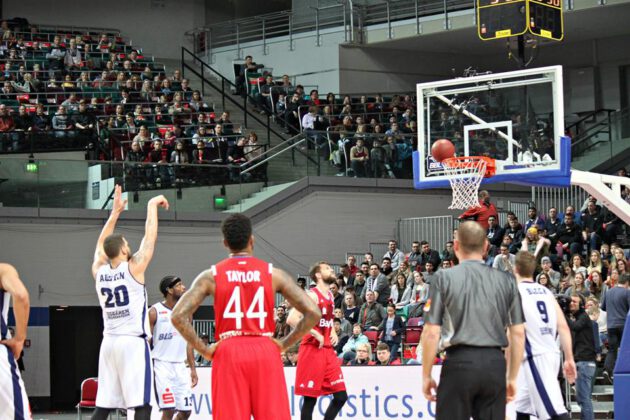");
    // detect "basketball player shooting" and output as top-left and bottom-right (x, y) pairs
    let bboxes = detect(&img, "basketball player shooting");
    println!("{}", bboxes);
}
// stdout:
(149, 276), (198, 420)
(91, 185), (169, 420)
(171, 213), (321, 420)
(0, 263), (31, 420)
(286, 261), (348, 420)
